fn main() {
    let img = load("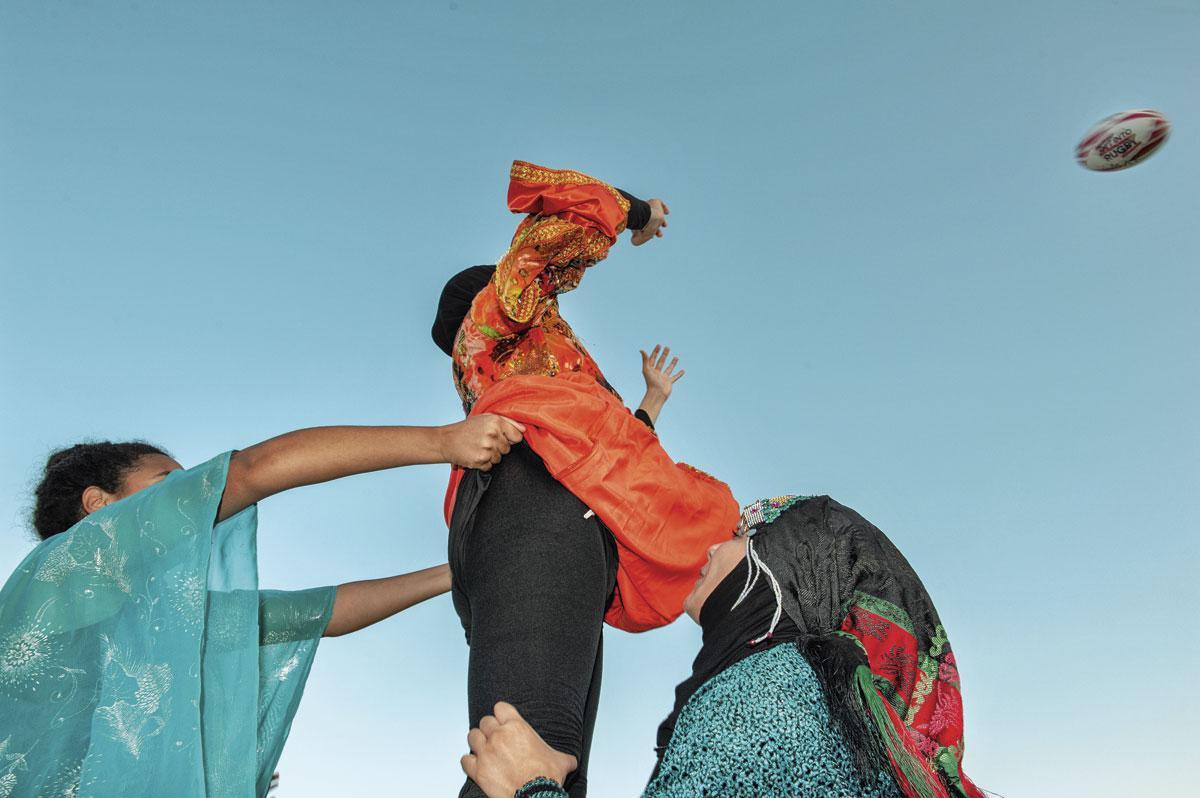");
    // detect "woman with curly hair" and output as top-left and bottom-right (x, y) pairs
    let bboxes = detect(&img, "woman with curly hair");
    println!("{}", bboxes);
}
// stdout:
(0, 416), (521, 798)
